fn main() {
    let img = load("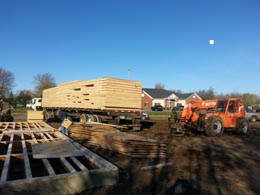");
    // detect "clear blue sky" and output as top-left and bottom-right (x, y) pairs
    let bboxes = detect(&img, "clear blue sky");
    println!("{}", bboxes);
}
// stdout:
(1, 0), (260, 95)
